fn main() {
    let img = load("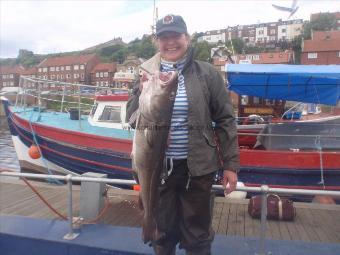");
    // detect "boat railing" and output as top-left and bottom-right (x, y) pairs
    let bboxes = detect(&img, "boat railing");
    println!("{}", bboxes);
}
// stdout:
(1, 171), (339, 254)
(15, 76), (130, 129)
